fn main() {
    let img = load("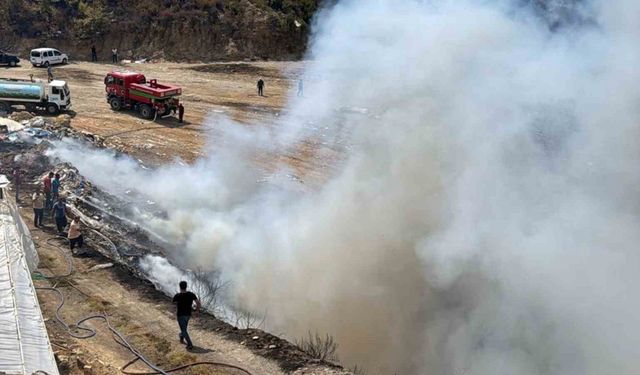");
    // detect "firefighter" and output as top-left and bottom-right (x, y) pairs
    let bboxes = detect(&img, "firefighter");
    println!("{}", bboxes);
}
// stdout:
(91, 45), (98, 62)
(178, 103), (185, 123)
(257, 79), (265, 96)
